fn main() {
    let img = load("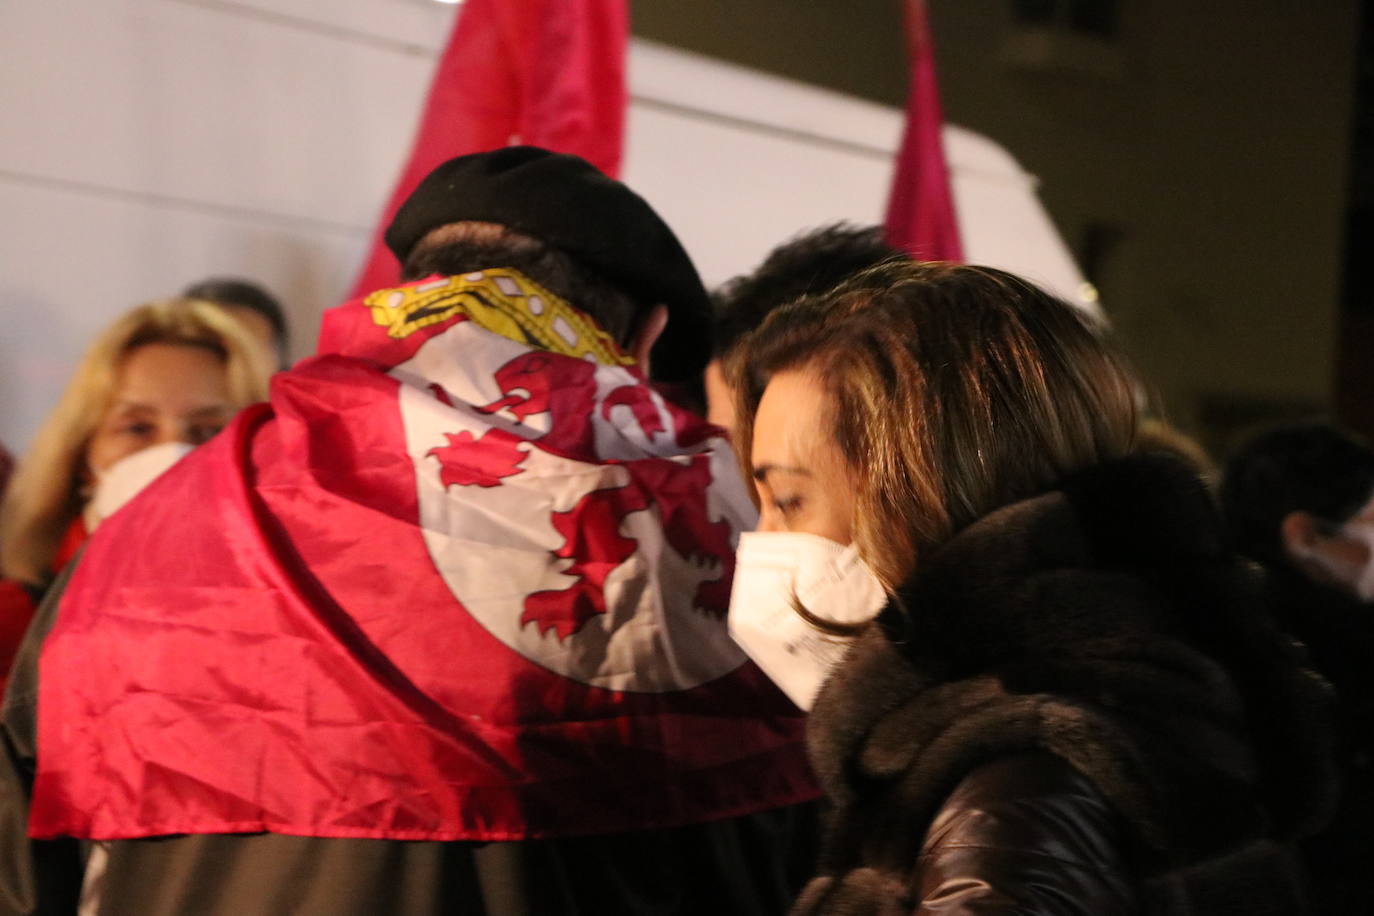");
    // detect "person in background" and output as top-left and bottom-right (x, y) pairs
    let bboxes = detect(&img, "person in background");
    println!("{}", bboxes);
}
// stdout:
(0, 299), (271, 688)
(727, 260), (1334, 913)
(1221, 422), (1374, 914)
(182, 277), (291, 369)
(706, 223), (903, 436)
